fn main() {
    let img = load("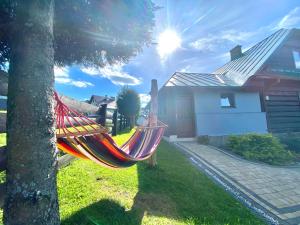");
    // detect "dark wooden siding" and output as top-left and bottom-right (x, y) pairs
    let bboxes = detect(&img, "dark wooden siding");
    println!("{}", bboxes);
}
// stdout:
(264, 80), (300, 133)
